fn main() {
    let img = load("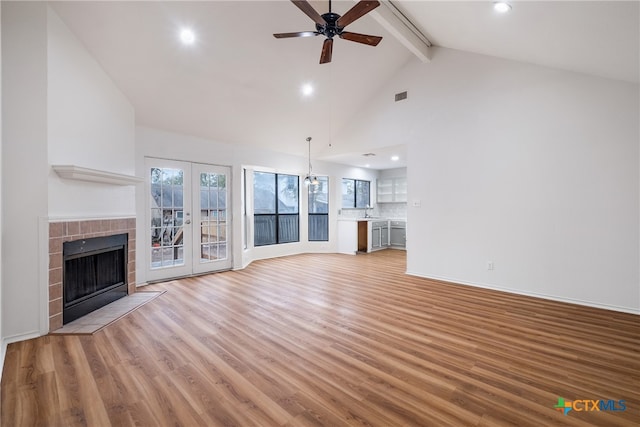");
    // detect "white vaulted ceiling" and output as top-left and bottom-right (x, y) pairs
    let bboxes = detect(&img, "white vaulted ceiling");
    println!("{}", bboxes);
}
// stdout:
(50, 1), (639, 169)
